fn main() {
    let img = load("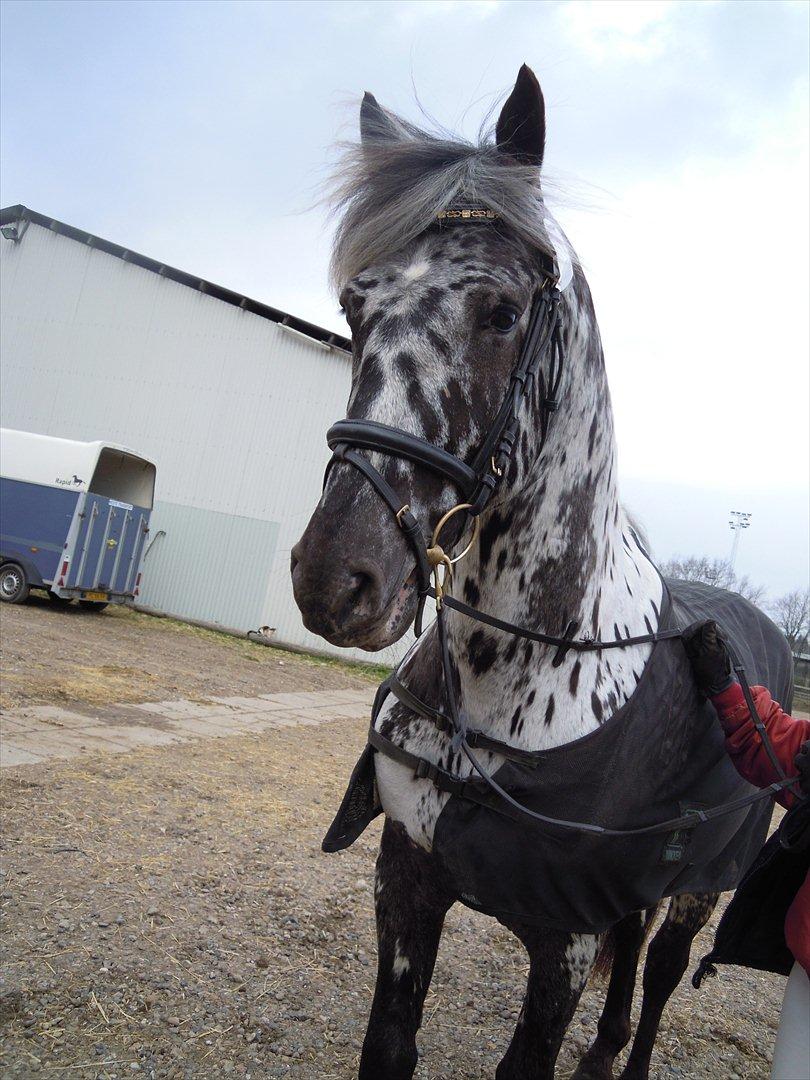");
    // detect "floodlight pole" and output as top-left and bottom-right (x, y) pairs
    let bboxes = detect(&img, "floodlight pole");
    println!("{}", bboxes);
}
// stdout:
(728, 511), (752, 573)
